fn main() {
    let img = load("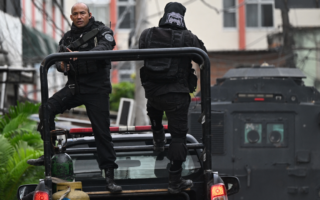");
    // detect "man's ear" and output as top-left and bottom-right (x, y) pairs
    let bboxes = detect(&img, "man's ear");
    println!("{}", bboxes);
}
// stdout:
(70, 14), (72, 21)
(89, 12), (92, 19)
